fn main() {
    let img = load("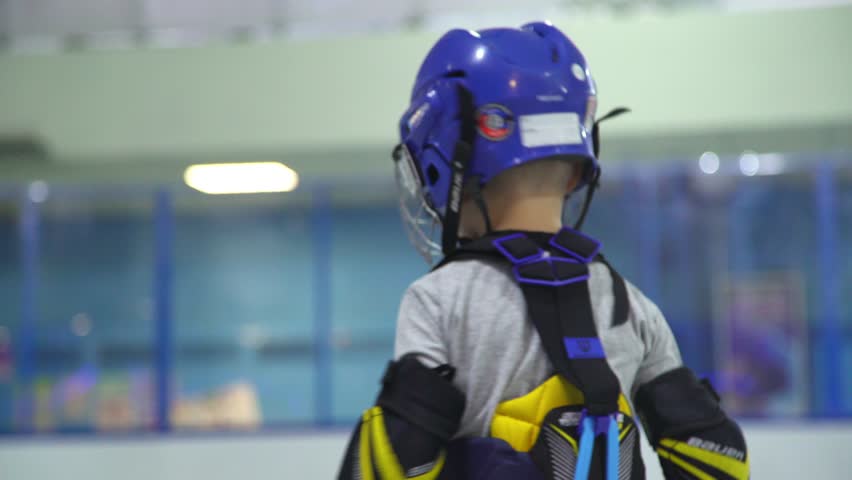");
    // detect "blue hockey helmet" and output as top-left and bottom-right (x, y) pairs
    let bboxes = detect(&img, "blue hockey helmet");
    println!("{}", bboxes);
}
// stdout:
(393, 22), (626, 263)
